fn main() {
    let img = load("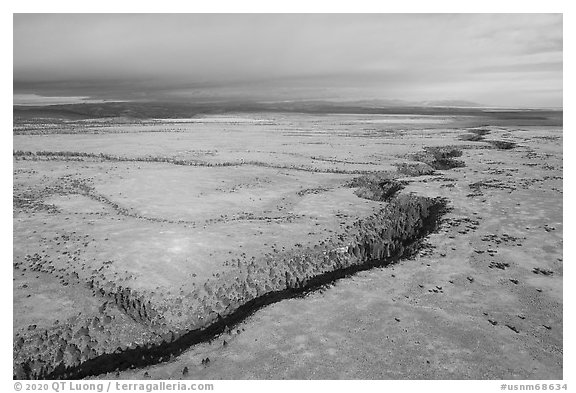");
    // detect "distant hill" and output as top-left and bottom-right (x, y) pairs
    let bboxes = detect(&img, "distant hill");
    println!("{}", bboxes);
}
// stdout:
(13, 100), (562, 126)
(418, 100), (484, 108)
